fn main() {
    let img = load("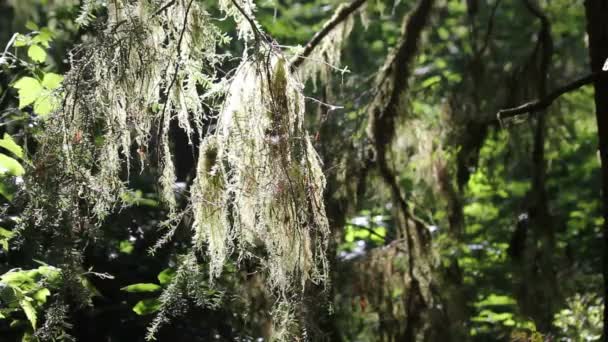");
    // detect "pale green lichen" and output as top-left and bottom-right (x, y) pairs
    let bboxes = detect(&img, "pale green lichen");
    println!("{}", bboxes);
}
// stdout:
(192, 54), (330, 294)
(19, 1), (331, 340)
(294, 3), (355, 88)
